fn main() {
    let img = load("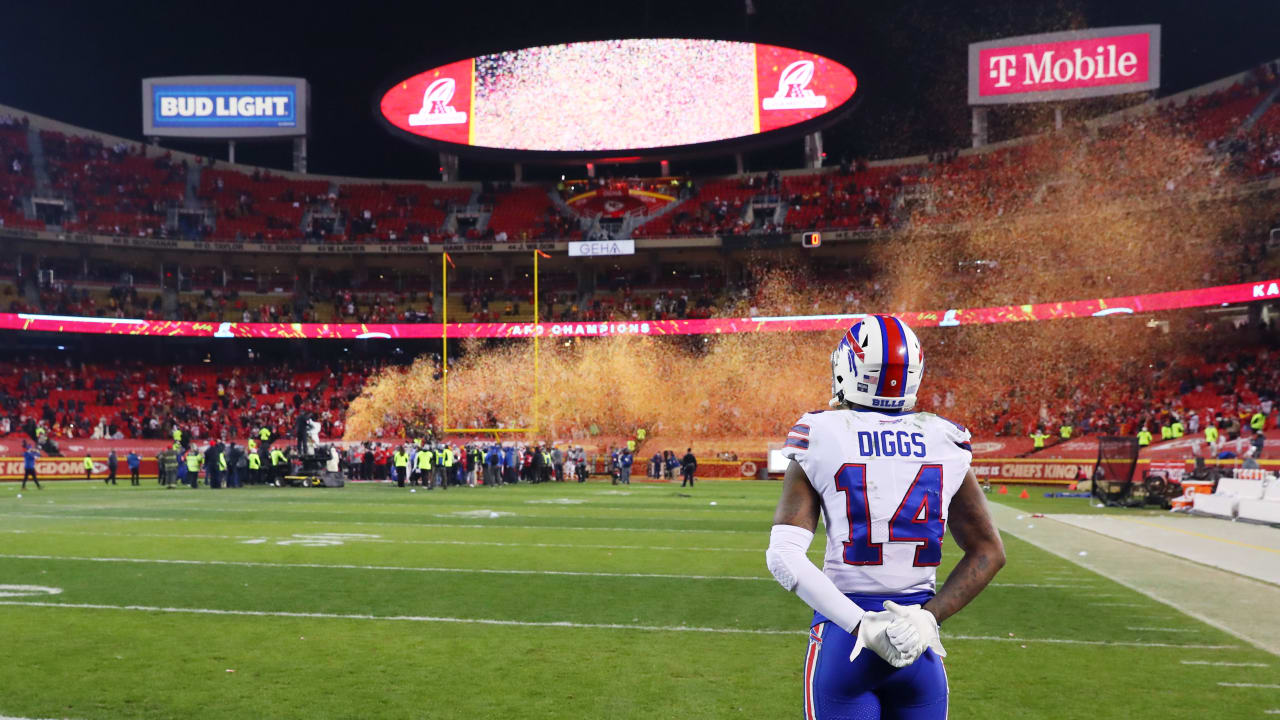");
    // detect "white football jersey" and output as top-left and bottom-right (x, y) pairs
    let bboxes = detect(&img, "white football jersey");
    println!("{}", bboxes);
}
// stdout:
(781, 408), (972, 596)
